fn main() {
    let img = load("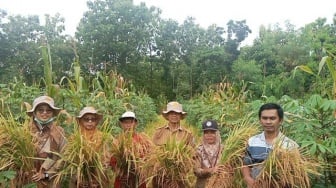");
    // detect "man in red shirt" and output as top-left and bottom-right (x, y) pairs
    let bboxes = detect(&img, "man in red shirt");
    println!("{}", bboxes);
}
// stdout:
(111, 111), (152, 188)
